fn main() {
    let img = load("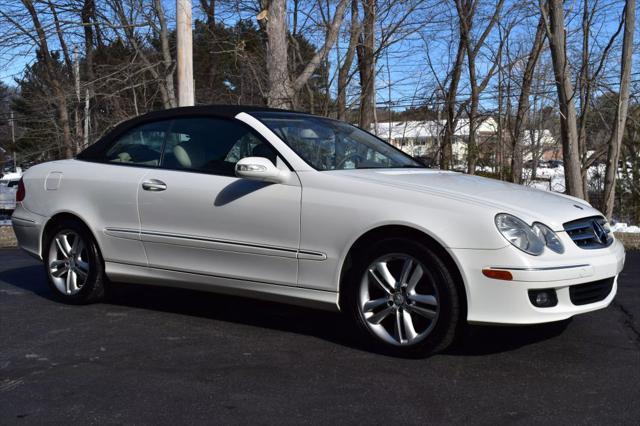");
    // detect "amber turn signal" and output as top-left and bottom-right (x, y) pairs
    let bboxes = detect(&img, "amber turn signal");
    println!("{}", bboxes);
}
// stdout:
(482, 268), (513, 281)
